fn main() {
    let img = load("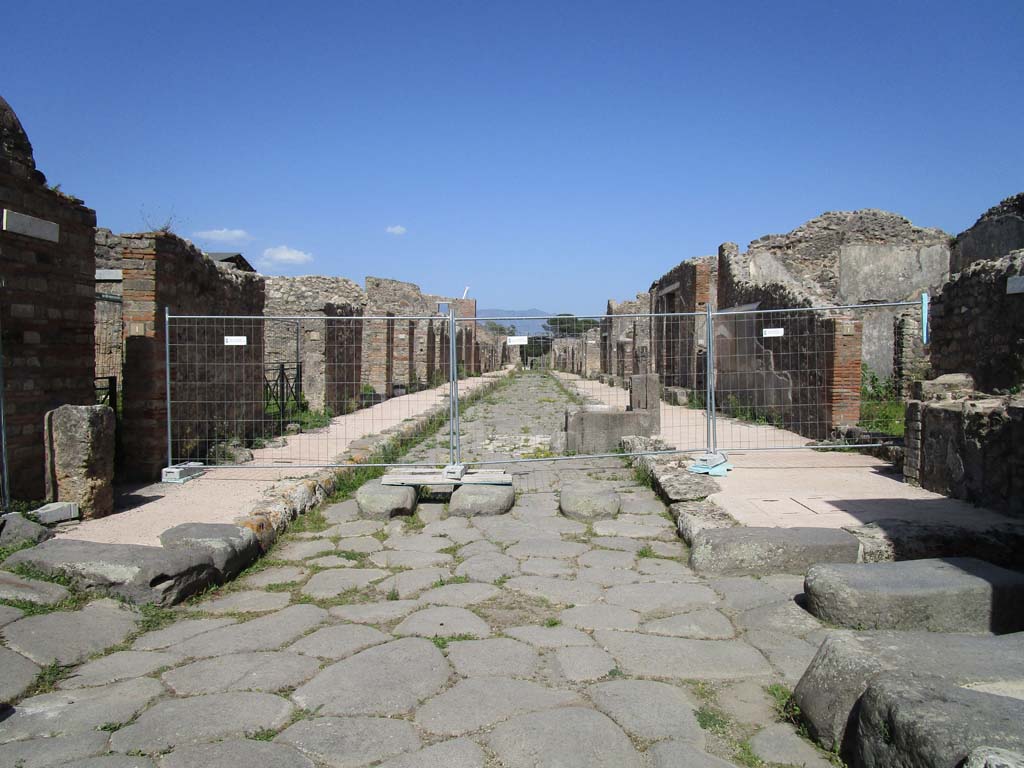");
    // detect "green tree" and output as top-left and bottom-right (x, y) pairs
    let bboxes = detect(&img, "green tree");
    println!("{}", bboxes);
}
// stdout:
(542, 314), (598, 337)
